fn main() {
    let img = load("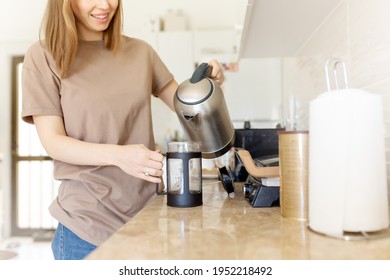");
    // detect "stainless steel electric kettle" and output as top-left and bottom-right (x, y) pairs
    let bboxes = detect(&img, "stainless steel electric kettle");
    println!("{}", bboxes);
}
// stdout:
(174, 63), (235, 158)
